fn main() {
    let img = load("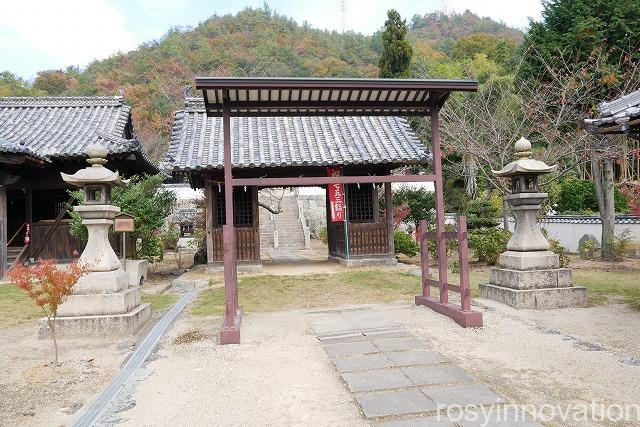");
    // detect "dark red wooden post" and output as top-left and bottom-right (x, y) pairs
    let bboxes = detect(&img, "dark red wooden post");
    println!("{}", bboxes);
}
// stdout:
(419, 219), (429, 298)
(0, 185), (6, 281)
(457, 215), (471, 312)
(220, 93), (241, 344)
(430, 110), (448, 303)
